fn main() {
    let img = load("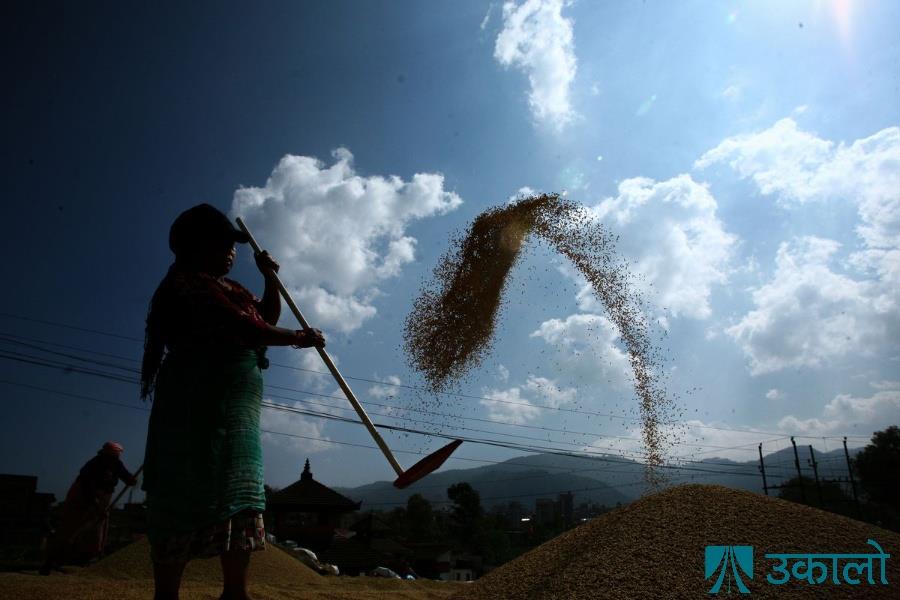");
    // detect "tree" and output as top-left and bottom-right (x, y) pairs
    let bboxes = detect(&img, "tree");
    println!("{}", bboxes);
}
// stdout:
(777, 476), (855, 517)
(406, 493), (435, 541)
(481, 513), (514, 566)
(447, 482), (483, 547)
(855, 426), (900, 511)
